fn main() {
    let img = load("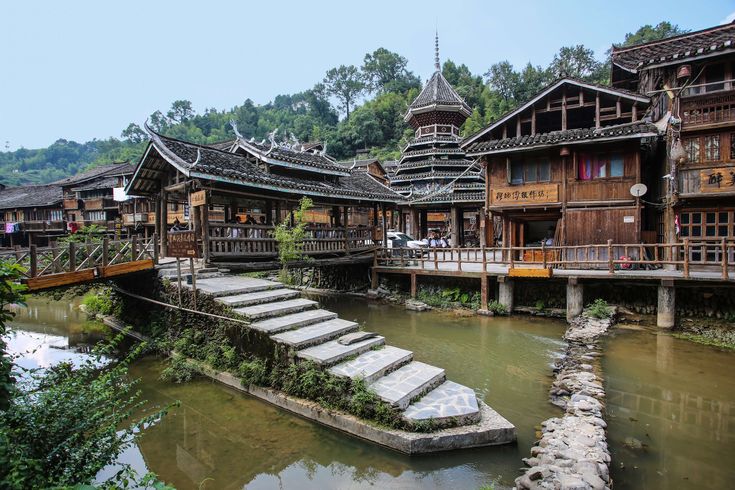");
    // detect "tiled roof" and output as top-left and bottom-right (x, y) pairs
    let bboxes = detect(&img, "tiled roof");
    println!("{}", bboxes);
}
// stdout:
(394, 158), (476, 172)
(54, 162), (134, 186)
(408, 70), (472, 116)
(71, 176), (119, 192)
(465, 121), (661, 156)
(612, 22), (735, 71)
(0, 184), (63, 210)
(391, 169), (483, 183)
(207, 139), (236, 151)
(337, 158), (379, 169)
(233, 138), (349, 176)
(133, 132), (402, 203)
